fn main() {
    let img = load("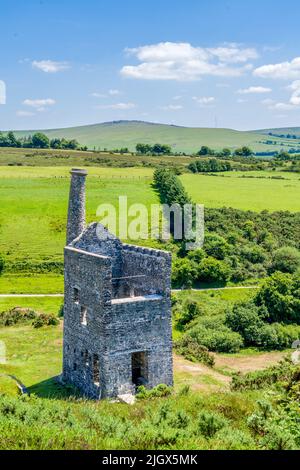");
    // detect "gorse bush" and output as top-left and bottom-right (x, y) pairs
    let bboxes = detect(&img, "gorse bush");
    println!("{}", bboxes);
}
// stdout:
(0, 308), (38, 327)
(174, 337), (215, 367)
(255, 271), (300, 324)
(197, 410), (229, 439)
(186, 321), (244, 353)
(271, 246), (300, 274)
(231, 359), (297, 391)
(0, 308), (59, 328)
(32, 314), (59, 328)
(136, 384), (173, 400)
